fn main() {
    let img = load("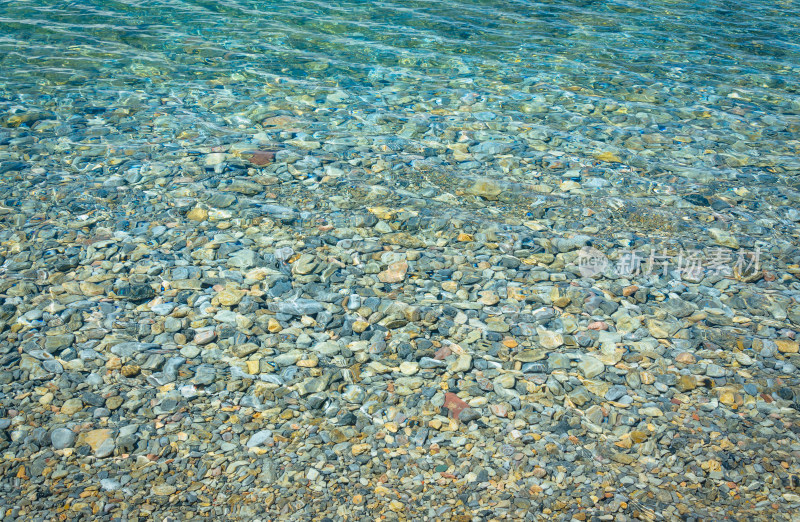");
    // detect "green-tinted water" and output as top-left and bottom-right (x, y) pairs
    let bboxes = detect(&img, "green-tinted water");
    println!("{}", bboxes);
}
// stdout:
(2, 0), (799, 223)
